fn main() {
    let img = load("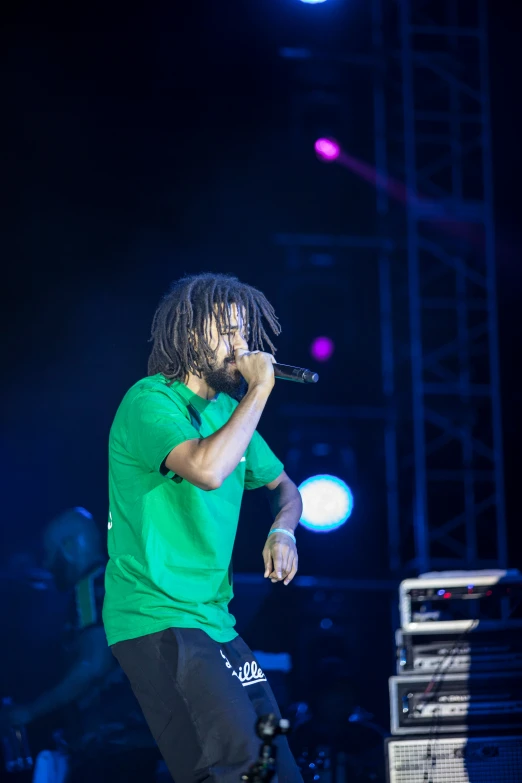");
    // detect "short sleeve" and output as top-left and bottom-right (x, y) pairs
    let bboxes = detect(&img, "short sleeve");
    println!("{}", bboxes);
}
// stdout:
(244, 431), (284, 490)
(127, 390), (200, 472)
